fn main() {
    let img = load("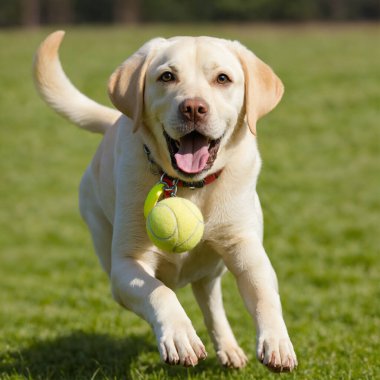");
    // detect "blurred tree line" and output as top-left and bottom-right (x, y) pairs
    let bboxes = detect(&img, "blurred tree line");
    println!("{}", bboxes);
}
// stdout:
(1, 0), (379, 27)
